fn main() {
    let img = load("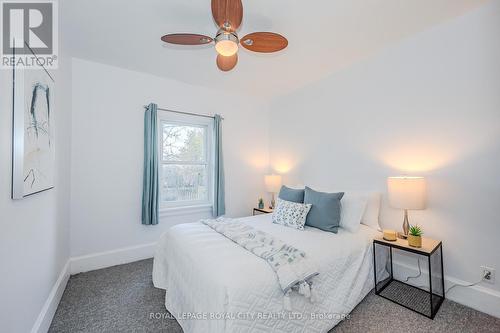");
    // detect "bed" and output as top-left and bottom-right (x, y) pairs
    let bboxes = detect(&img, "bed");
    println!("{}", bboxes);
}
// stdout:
(153, 213), (386, 333)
